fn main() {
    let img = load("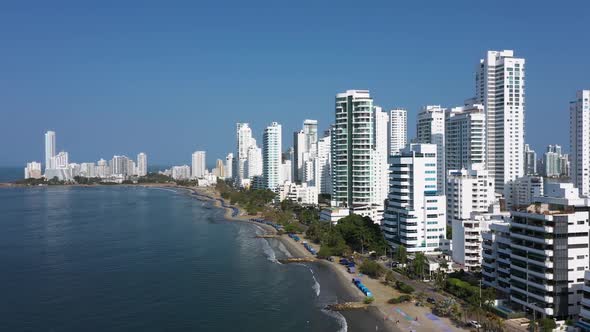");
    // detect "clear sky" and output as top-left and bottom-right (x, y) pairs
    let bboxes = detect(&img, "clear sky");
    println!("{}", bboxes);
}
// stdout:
(1, 1), (589, 167)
